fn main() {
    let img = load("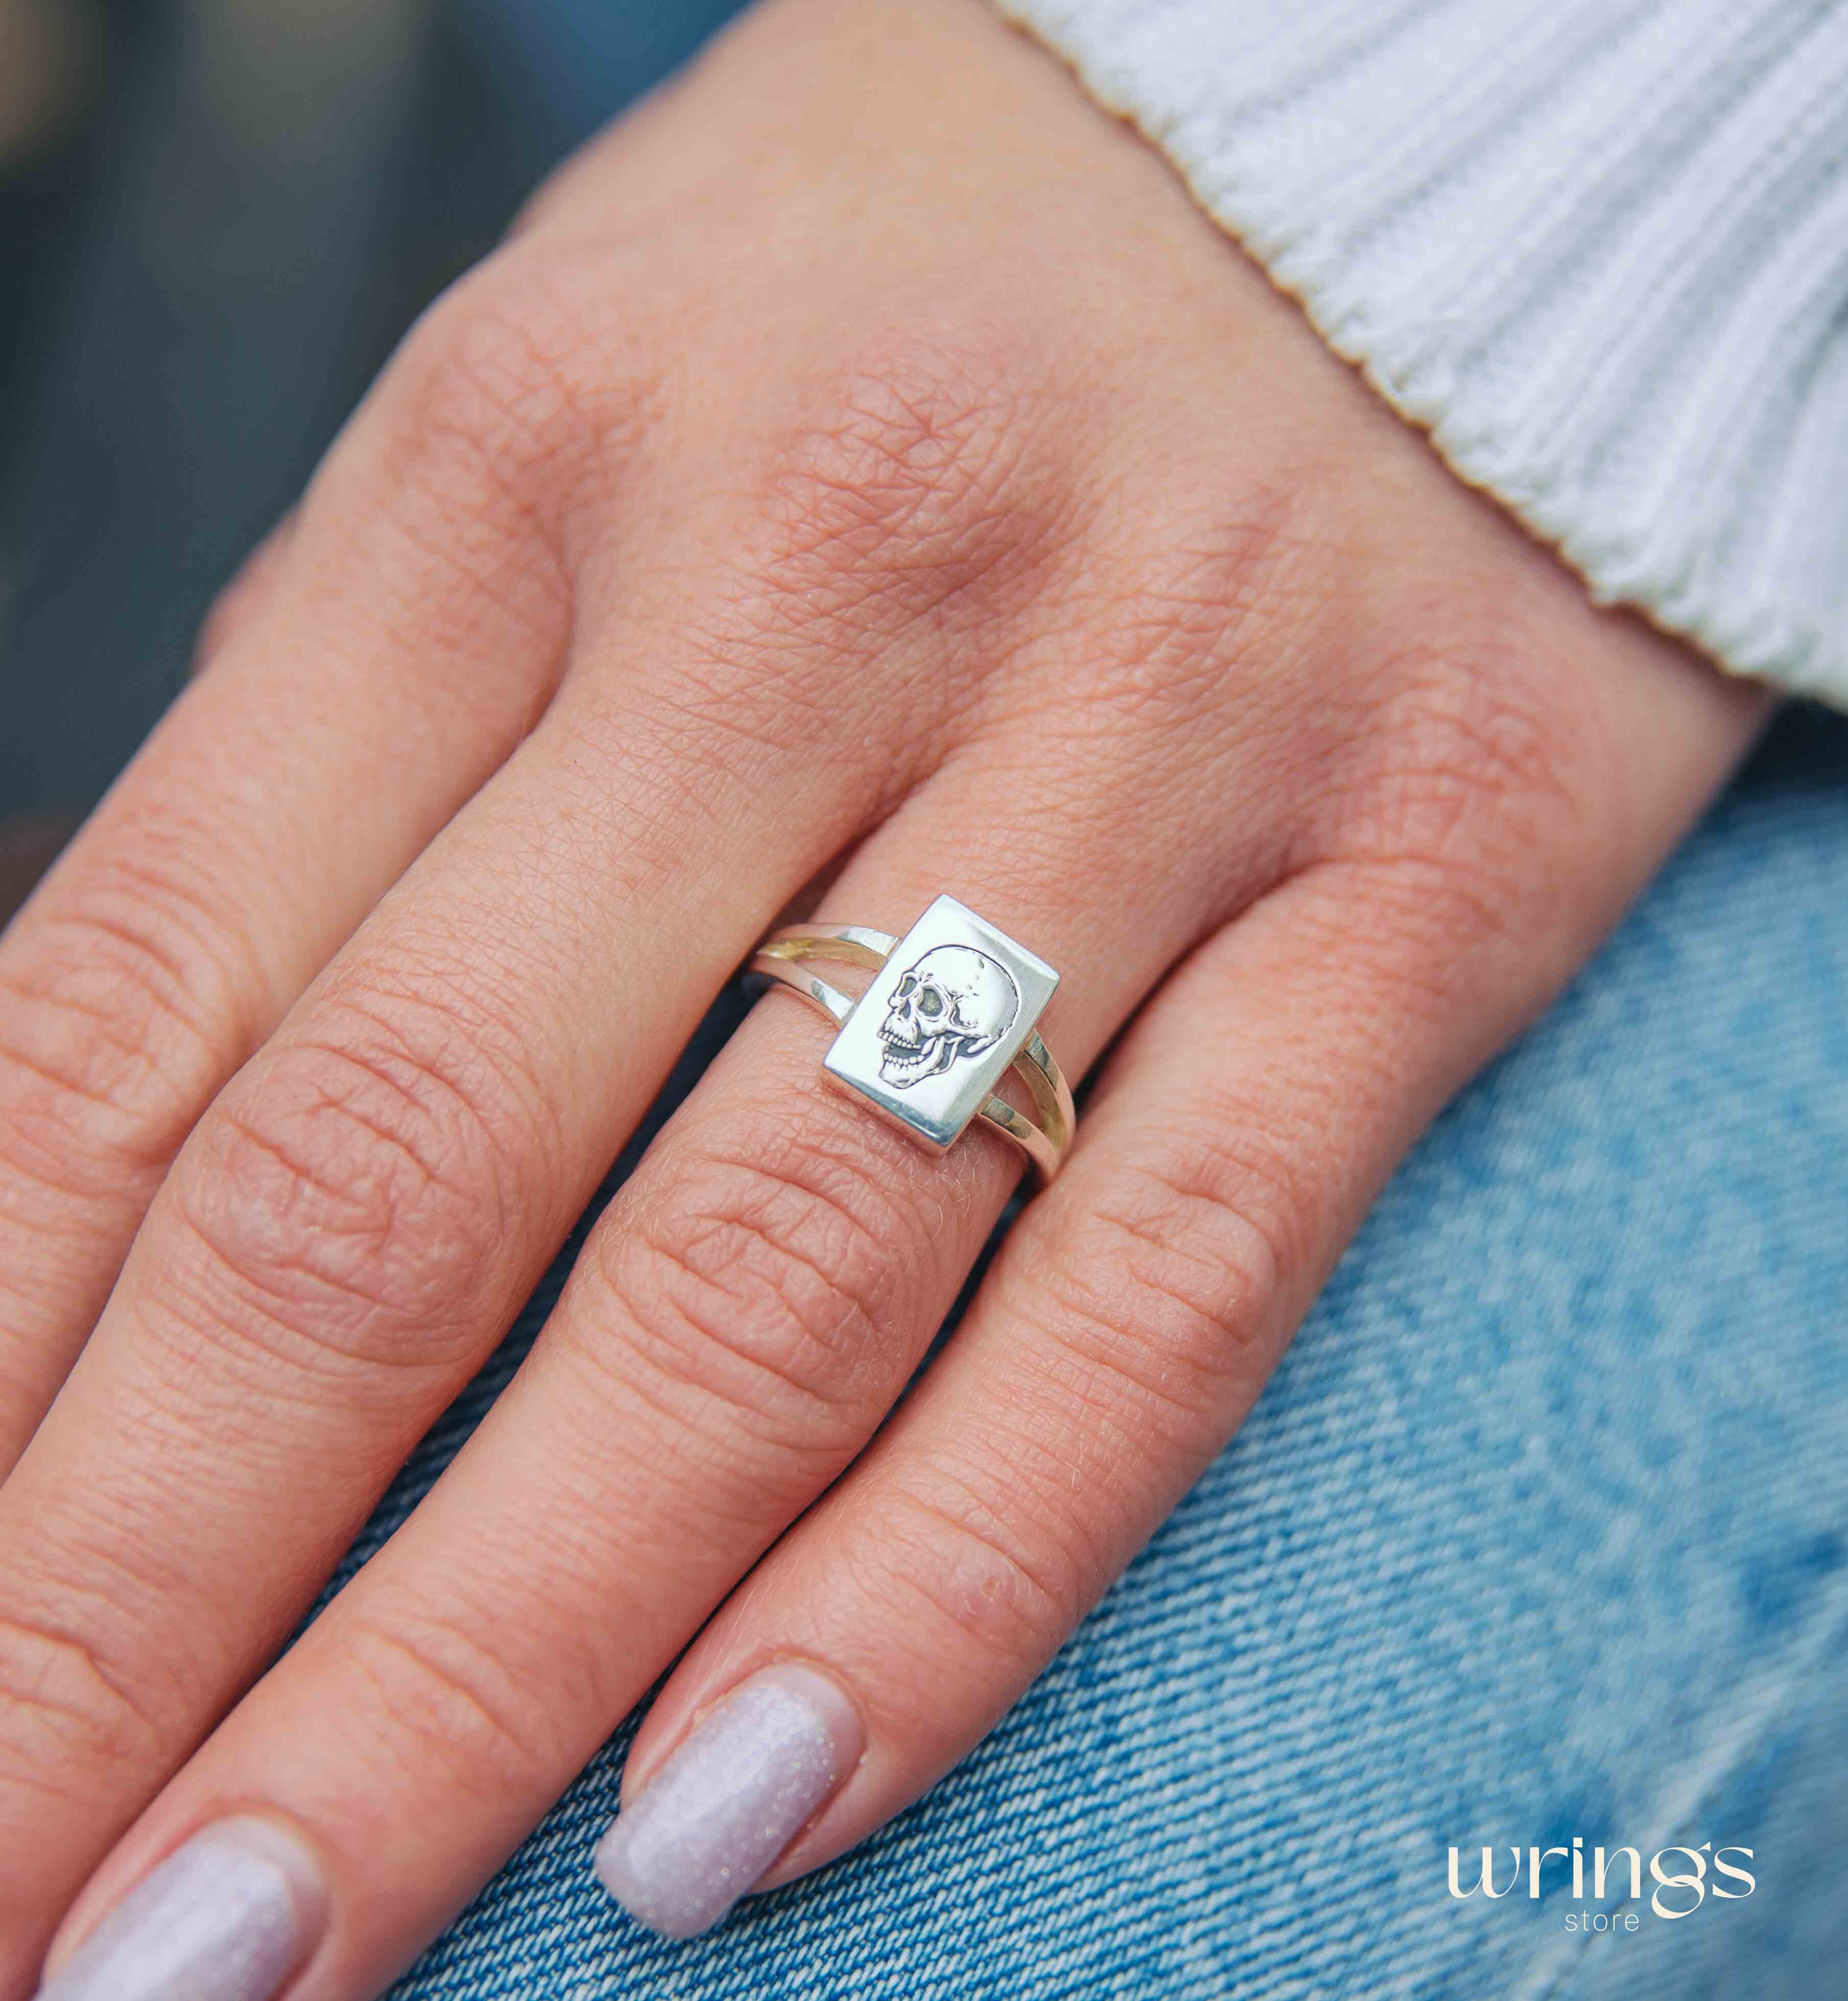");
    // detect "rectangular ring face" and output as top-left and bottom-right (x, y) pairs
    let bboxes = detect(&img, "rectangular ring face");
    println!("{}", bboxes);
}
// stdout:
(822, 895), (1059, 1153)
